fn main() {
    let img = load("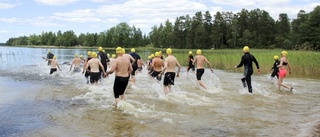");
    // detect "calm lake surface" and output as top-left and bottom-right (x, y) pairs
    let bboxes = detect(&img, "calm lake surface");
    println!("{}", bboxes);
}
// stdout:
(0, 46), (320, 137)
